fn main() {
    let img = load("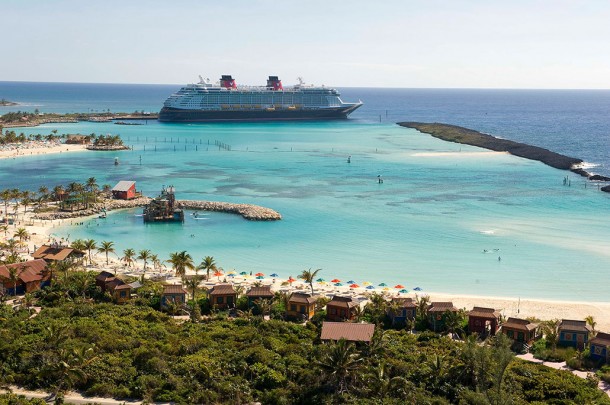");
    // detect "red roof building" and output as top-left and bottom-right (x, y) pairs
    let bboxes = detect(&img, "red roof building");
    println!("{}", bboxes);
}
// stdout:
(326, 296), (360, 322)
(467, 307), (501, 337)
(321, 322), (375, 343)
(0, 259), (50, 295)
(112, 181), (137, 200)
